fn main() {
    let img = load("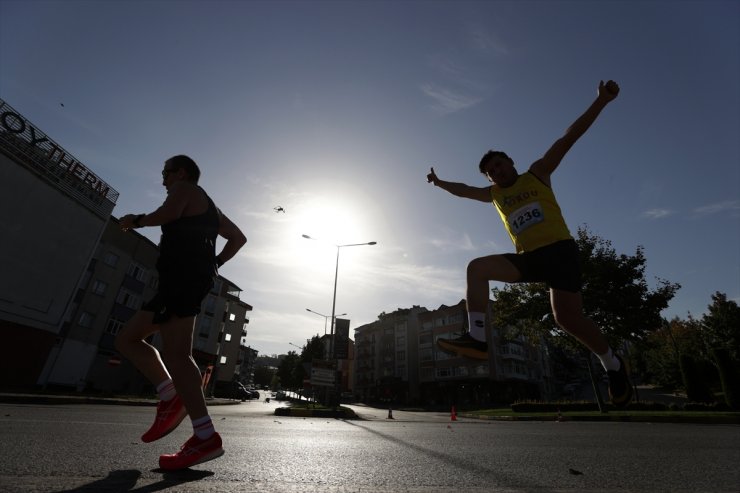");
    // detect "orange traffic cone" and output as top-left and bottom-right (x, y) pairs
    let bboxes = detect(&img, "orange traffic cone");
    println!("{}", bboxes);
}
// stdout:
(450, 405), (457, 421)
(387, 407), (394, 419)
